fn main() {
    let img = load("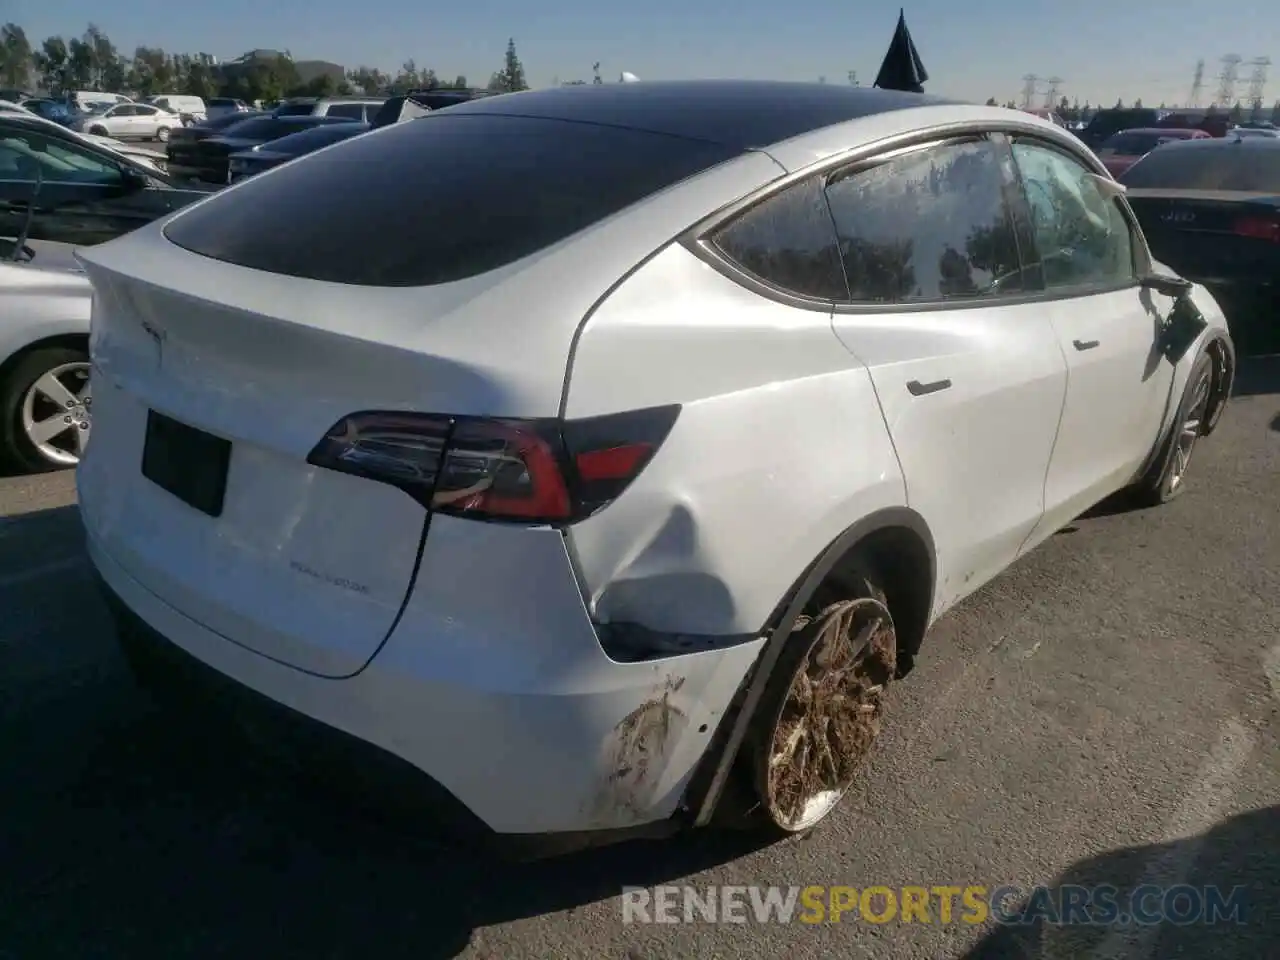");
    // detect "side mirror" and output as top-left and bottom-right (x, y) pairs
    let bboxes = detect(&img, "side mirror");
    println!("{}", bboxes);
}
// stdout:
(1140, 273), (1193, 298)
